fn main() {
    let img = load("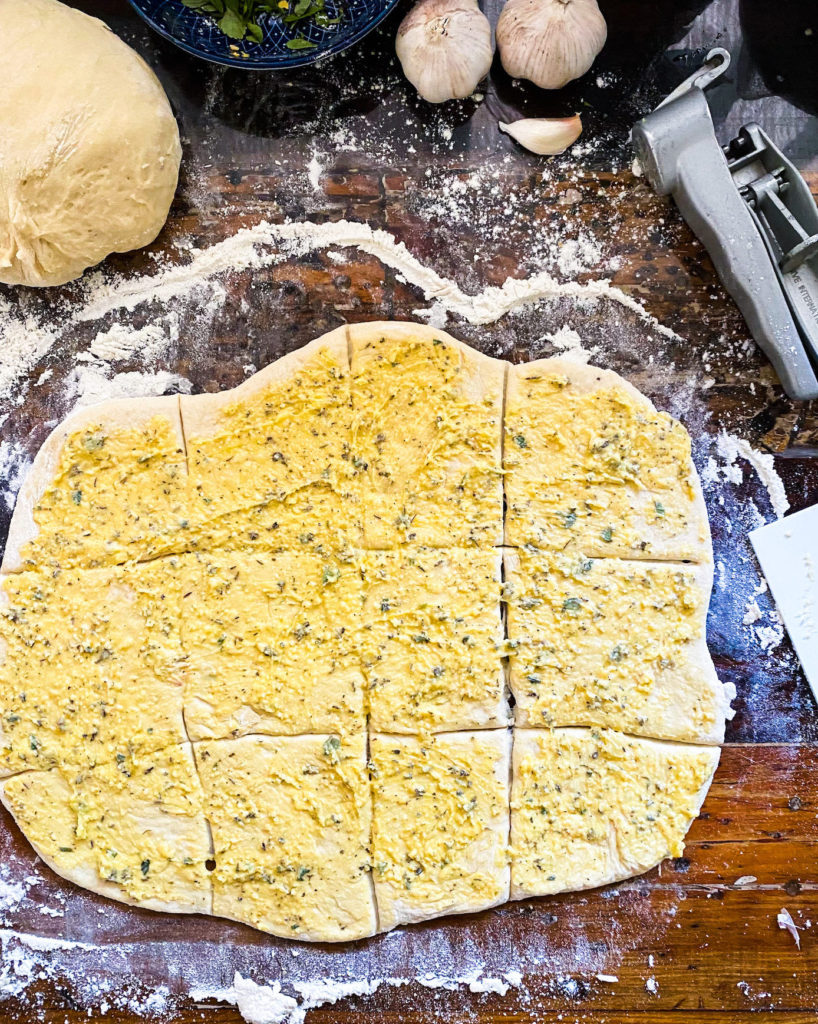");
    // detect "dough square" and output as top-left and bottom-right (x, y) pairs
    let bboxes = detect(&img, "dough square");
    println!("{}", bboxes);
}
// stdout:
(370, 730), (510, 931)
(0, 562), (187, 777)
(504, 549), (731, 743)
(359, 548), (508, 733)
(349, 322), (504, 549)
(503, 360), (710, 562)
(0, 743), (212, 914)
(510, 728), (719, 900)
(2, 397), (189, 574)
(194, 732), (376, 942)
(181, 330), (363, 554)
(181, 550), (365, 741)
